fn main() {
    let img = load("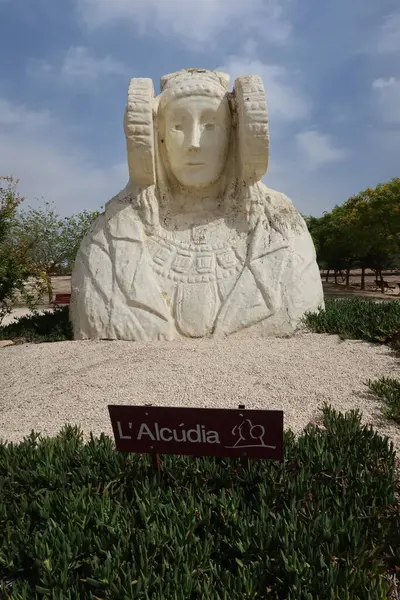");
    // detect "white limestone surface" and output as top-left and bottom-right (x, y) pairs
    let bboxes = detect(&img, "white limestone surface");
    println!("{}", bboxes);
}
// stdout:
(70, 69), (324, 341)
